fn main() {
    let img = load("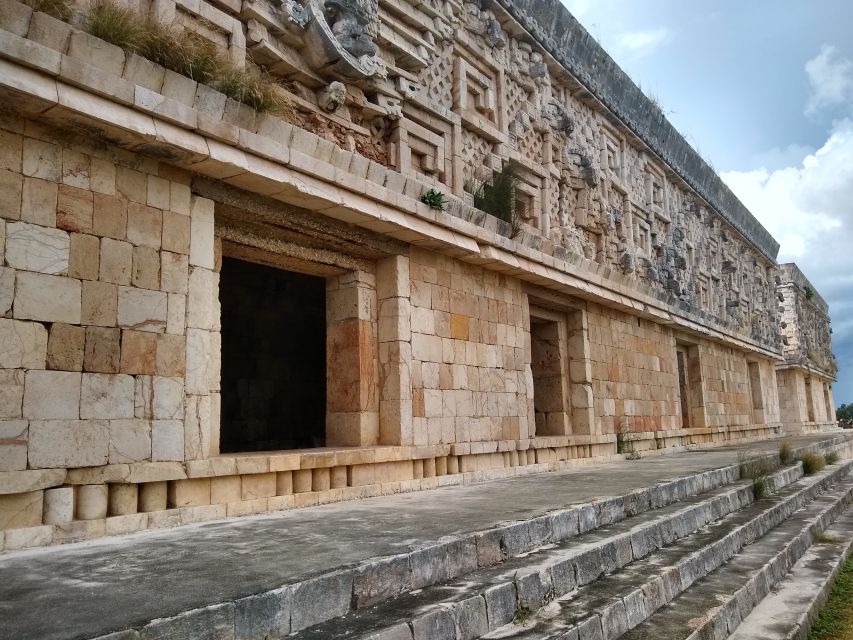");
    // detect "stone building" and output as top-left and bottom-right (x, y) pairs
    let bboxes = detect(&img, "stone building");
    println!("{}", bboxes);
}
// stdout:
(776, 263), (837, 431)
(0, 0), (838, 548)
